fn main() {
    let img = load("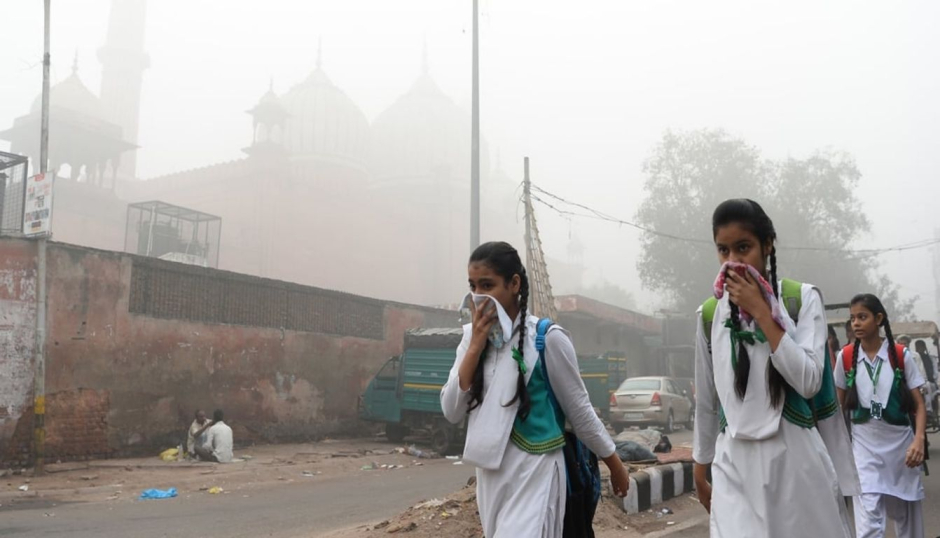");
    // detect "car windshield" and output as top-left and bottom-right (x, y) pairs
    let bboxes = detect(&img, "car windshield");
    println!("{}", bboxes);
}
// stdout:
(618, 379), (661, 391)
